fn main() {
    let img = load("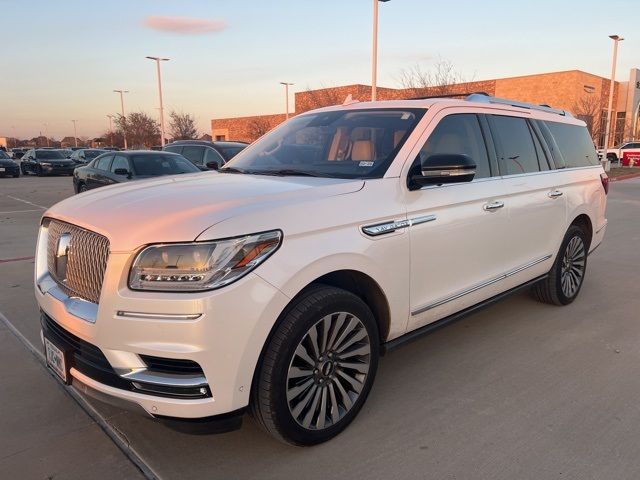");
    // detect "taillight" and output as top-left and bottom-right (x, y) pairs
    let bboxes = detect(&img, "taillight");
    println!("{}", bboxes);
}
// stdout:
(600, 172), (609, 195)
